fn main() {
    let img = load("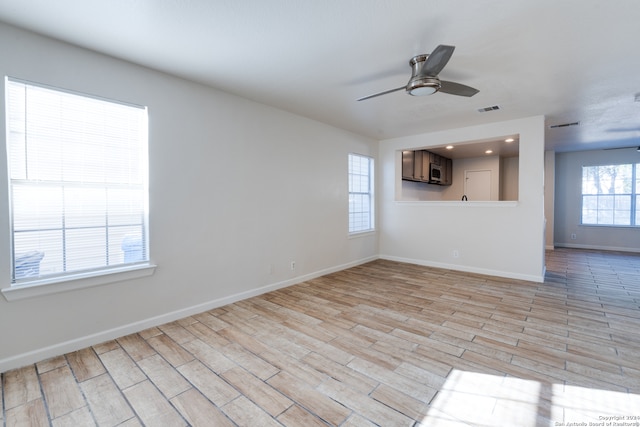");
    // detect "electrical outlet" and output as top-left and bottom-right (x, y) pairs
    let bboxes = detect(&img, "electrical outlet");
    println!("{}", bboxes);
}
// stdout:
(290, 261), (296, 271)
(452, 250), (459, 258)
(571, 233), (577, 240)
